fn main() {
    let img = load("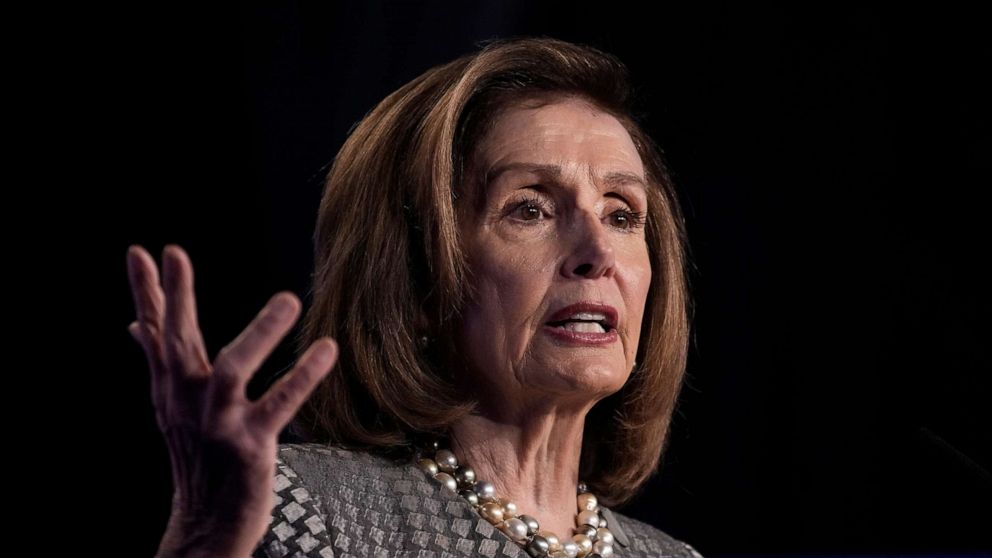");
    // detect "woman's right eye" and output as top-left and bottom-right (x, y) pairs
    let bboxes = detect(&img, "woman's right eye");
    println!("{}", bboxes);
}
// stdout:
(506, 196), (549, 223)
